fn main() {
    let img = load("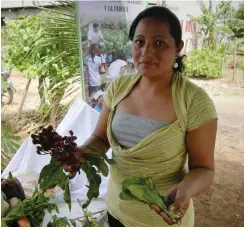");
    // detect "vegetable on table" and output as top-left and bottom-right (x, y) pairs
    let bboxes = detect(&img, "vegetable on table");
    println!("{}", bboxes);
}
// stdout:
(9, 197), (31, 227)
(9, 197), (19, 207)
(119, 175), (182, 224)
(1, 172), (25, 201)
(1, 191), (58, 227)
(31, 125), (114, 209)
(17, 216), (31, 227)
(1, 192), (9, 217)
